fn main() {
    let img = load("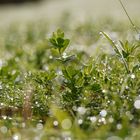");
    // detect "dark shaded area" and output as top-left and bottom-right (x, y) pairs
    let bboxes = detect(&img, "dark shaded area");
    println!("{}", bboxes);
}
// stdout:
(0, 0), (42, 4)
